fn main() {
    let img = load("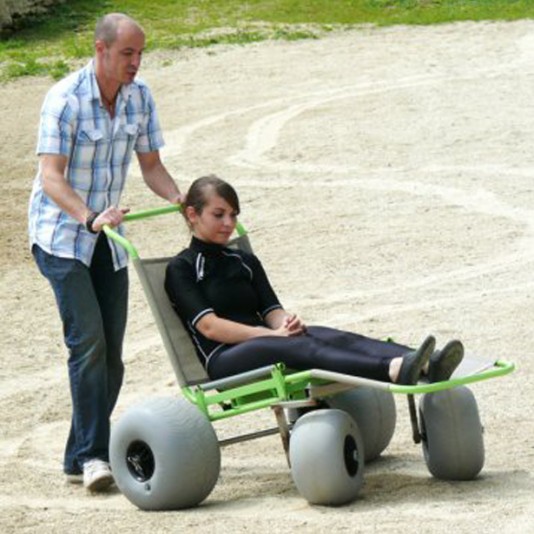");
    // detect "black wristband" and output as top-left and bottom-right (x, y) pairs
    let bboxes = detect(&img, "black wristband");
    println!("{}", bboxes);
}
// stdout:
(85, 211), (100, 234)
